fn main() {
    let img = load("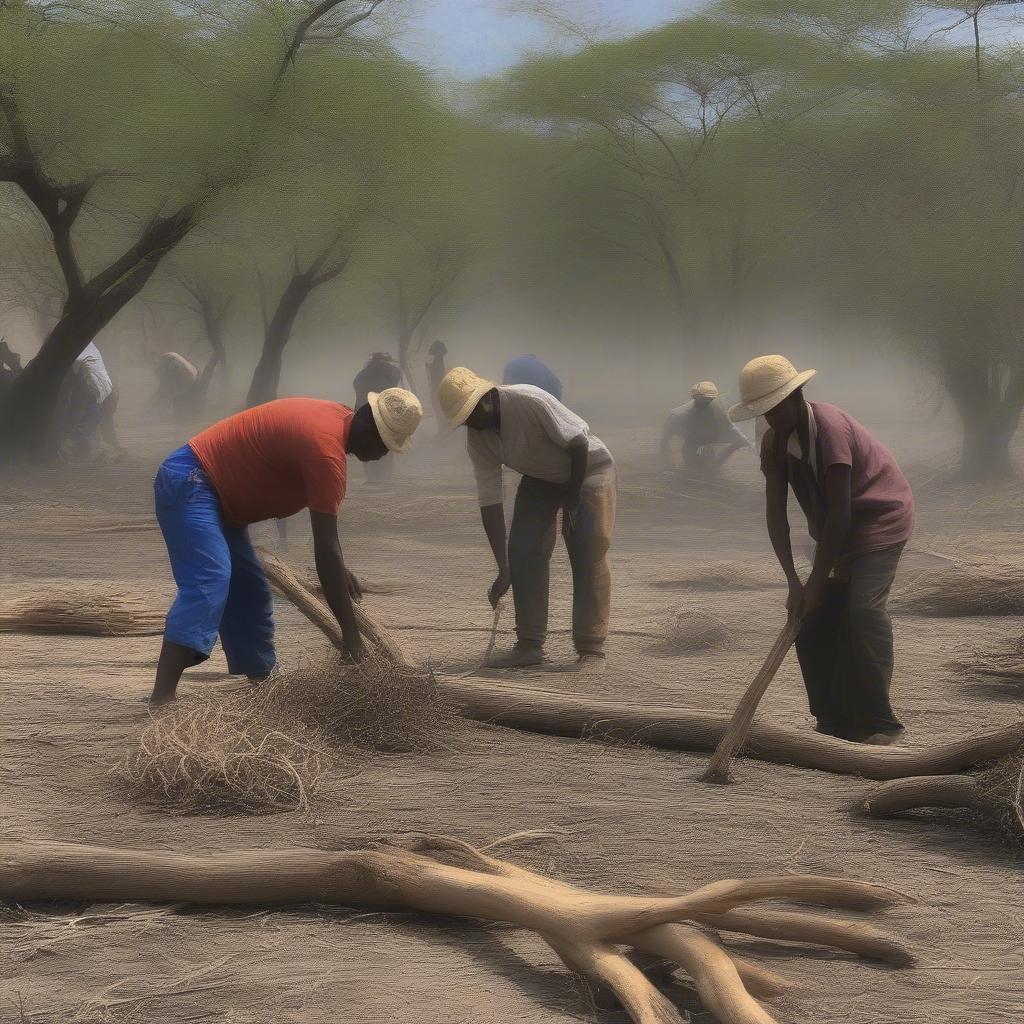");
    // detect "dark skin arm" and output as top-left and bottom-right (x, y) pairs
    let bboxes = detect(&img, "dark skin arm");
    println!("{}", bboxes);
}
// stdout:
(310, 510), (366, 661)
(767, 464), (852, 618)
(562, 439), (589, 533)
(481, 502), (510, 607)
